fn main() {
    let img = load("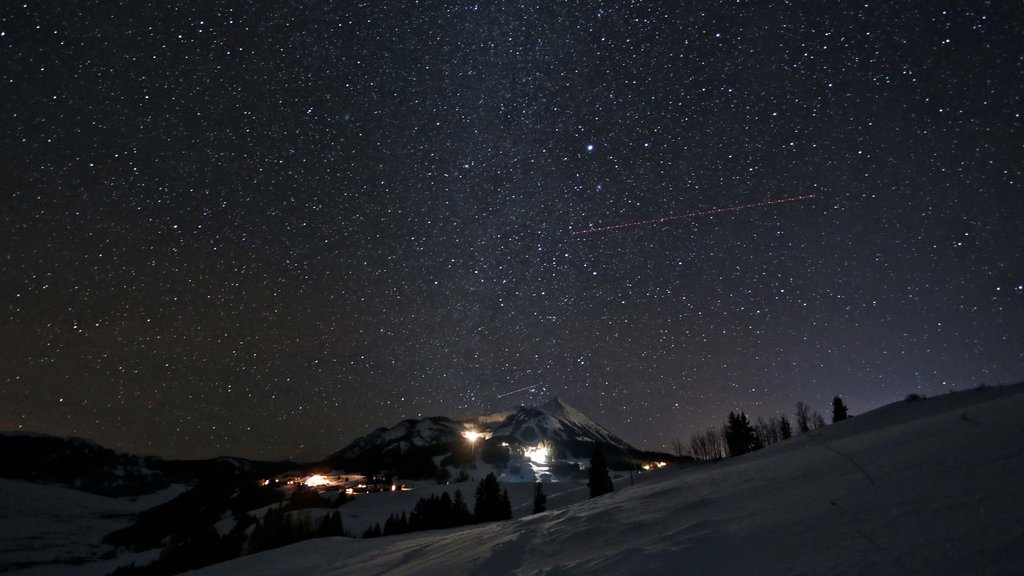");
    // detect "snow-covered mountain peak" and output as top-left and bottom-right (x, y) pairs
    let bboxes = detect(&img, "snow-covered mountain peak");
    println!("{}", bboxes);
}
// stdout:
(487, 396), (634, 453)
(329, 395), (646, 470)
(537, 396), (590, 424)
